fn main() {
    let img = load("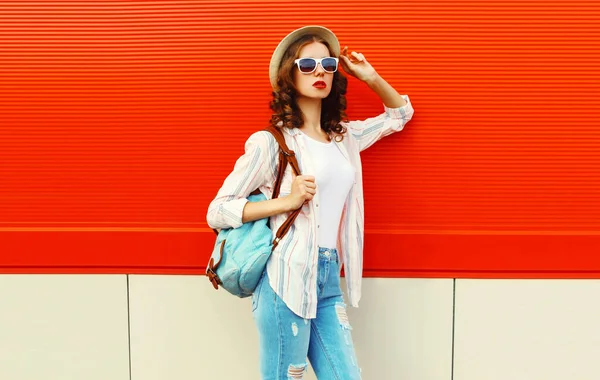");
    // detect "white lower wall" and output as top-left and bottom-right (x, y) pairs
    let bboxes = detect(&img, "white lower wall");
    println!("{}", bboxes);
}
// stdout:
(128, 274), (260, 380)
(347, 278), (453, 379)
(0, 275), (130, 380)
(128, 275), (454, 380)
(454, 279), (600, 380)
(2, 275), (600, 380)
